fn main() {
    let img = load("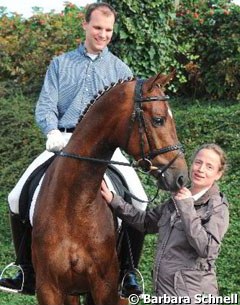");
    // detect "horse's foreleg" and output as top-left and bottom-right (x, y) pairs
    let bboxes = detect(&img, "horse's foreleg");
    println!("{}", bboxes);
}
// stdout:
(84, 294), (130, 305)
(118, 298), (129, 305)
(36, 284), (64, 305)
(85, 293), (129, 305)
(36, 283), (80, 305)
(64, 295), (81, 305)
(89, 263), (120, 305)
